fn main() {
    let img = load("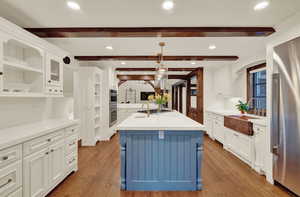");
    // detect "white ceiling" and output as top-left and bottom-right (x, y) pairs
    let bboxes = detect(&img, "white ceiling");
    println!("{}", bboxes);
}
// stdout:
(0, 0), (299, 73)
(0, 0), (299, 27)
